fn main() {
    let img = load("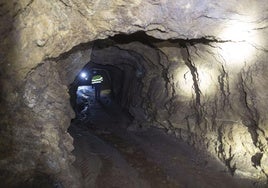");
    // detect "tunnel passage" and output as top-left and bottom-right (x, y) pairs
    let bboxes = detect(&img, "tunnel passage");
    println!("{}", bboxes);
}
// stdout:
(59, 32), (268, 187)
(67, 33), (169, 128)
(2, 31), (267, 188)
(69, 63), (130, 123)
(2, 1), (268, 187)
